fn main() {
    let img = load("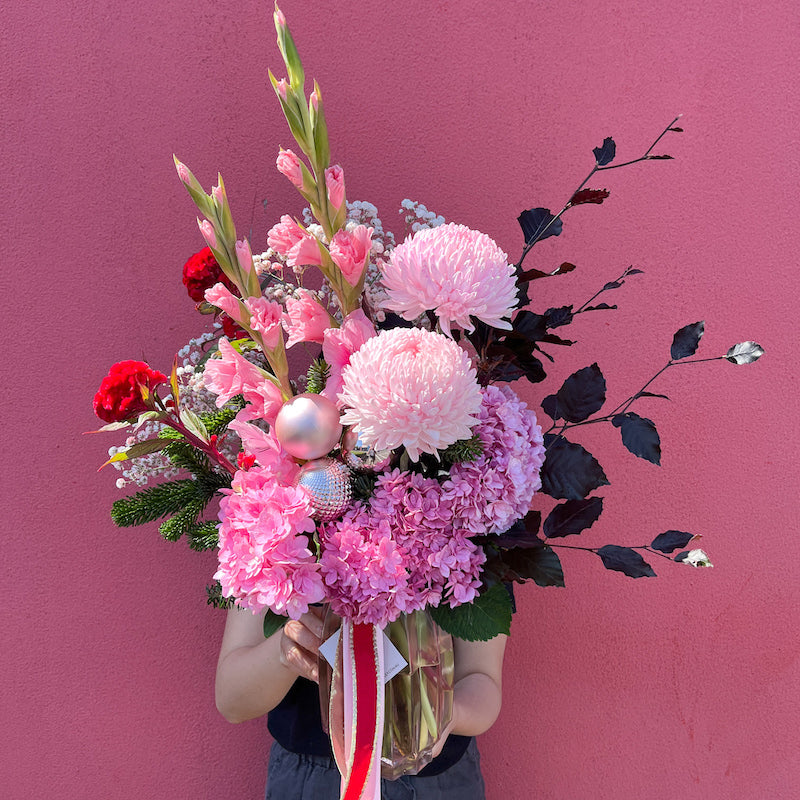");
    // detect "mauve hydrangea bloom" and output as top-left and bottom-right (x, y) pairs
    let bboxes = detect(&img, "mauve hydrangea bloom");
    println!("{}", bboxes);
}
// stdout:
(319, 469), (485, 626)
(381, 222), (518, 334)
(338, 327), (481, 461)
(215, 466), (324, 618)
(443, 384), (545, 534)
